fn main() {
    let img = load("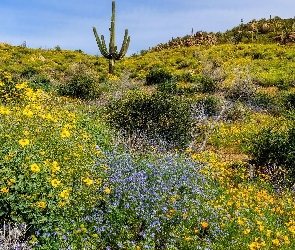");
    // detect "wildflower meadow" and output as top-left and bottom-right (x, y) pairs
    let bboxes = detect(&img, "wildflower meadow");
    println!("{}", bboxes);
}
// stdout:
(1, 20), (295, 249)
